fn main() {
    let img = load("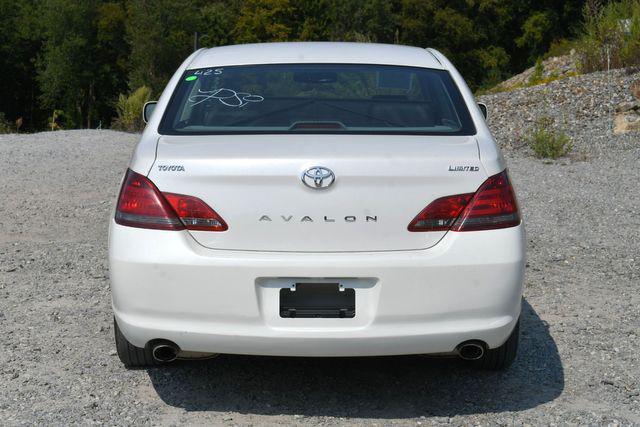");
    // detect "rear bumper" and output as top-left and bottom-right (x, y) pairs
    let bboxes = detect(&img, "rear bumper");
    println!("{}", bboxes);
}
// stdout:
(109, 222), (525, 357)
